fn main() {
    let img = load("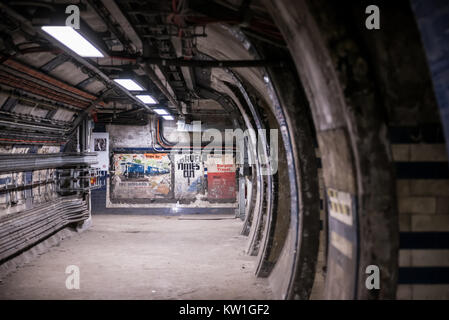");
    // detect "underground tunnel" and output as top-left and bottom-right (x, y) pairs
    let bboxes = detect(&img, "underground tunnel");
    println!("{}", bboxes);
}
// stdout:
(0, 0), (448, 302)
